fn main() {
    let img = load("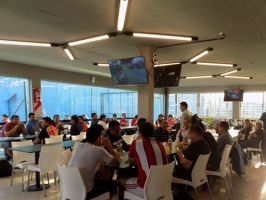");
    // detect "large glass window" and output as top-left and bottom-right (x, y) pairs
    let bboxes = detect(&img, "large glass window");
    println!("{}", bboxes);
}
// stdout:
(0, 76), (30, 121)
(154, 93), (164, 122)
(199, 93), (232, 119)
(41, 81), (137, 118)
(240, 92), (264, 119)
